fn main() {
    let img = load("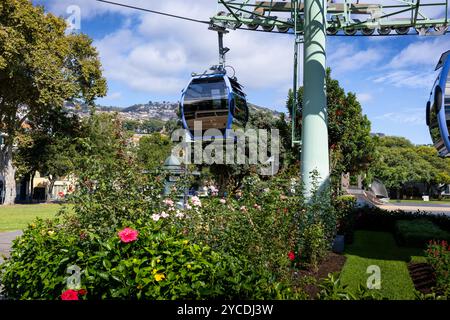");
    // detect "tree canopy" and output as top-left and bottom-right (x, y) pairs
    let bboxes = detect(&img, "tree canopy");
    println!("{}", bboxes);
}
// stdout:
(0, 0), (106, 204)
